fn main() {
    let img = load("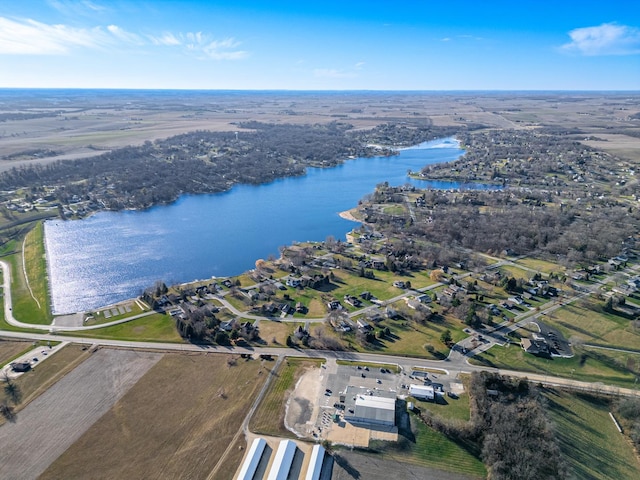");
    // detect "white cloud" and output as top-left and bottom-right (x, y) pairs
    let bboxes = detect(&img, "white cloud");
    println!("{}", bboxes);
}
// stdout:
(0, 16), (247, 60)
(0, 17), (110, 54)
(151, 33), (181, 46)
(149, 32), (247, 60)
(46, 0), (108, 16)
(561, 23), (640, 56)
(107, 25), (143, 45)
